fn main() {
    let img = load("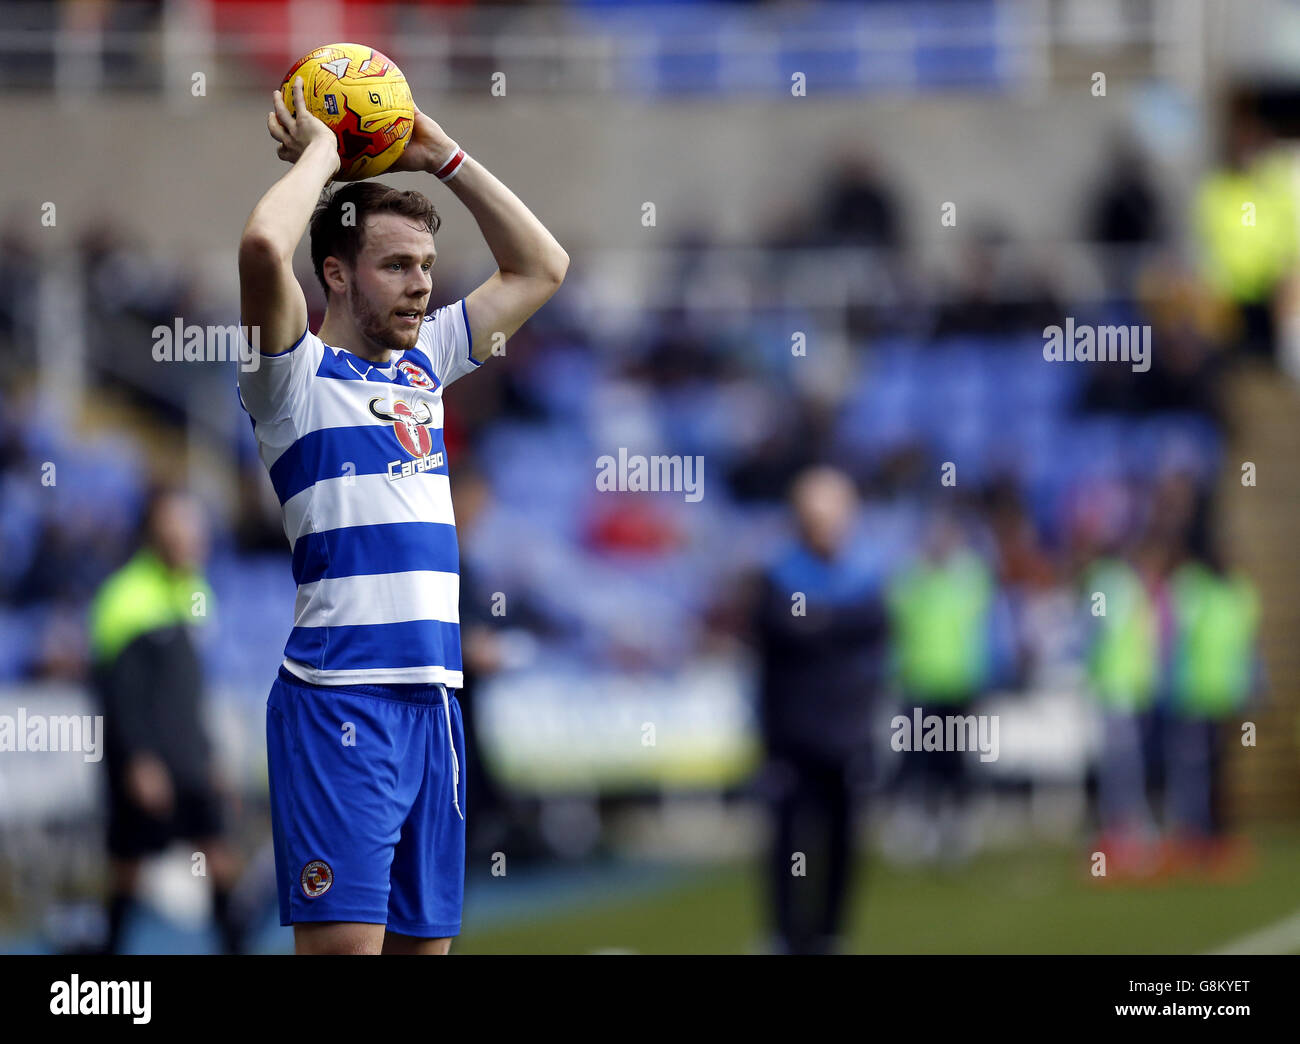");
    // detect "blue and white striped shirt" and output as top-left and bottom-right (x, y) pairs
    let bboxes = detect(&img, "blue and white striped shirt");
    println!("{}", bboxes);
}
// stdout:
(238, 301), (480, 687)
